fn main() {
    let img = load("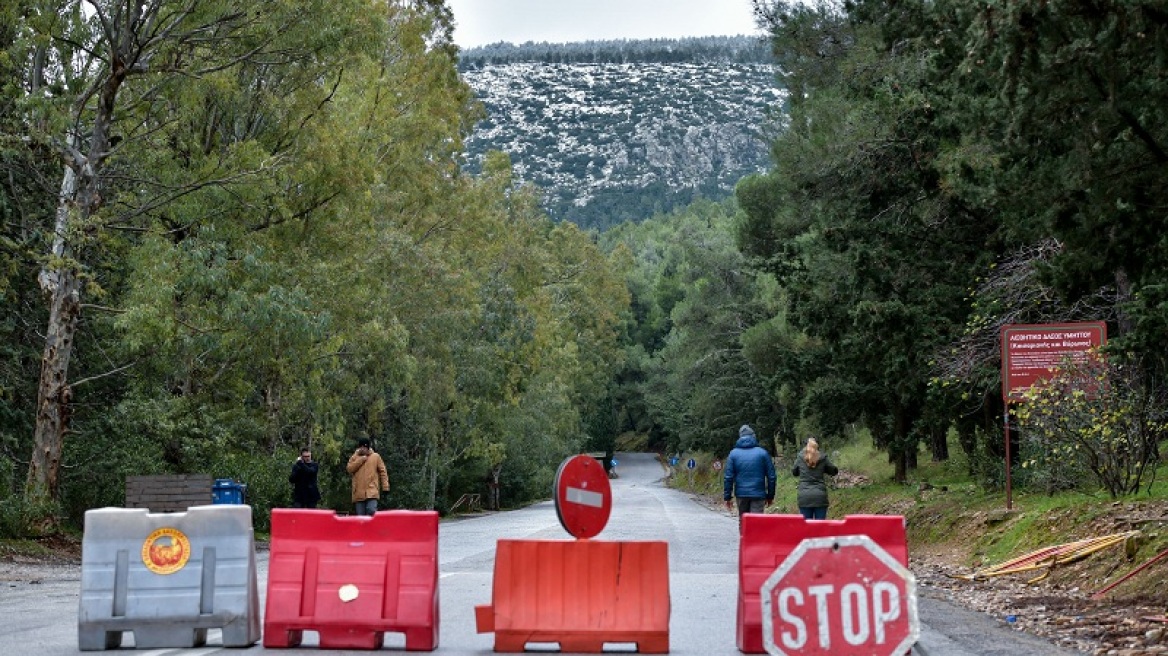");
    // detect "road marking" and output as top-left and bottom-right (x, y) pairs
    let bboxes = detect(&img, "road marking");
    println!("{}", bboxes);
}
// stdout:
(136, 644), (220, 648)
